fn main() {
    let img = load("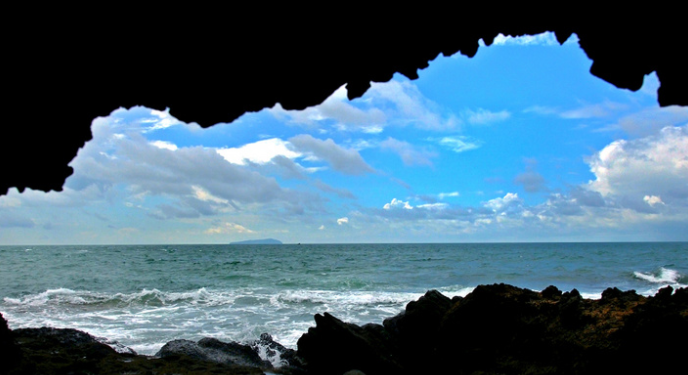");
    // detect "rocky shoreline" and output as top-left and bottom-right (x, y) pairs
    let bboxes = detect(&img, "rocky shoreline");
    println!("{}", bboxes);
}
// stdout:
(2, 283), (687, 374)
